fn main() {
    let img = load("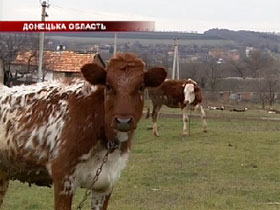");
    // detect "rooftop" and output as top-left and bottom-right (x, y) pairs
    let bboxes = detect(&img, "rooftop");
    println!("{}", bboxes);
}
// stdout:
(14, 50), (103, 72)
